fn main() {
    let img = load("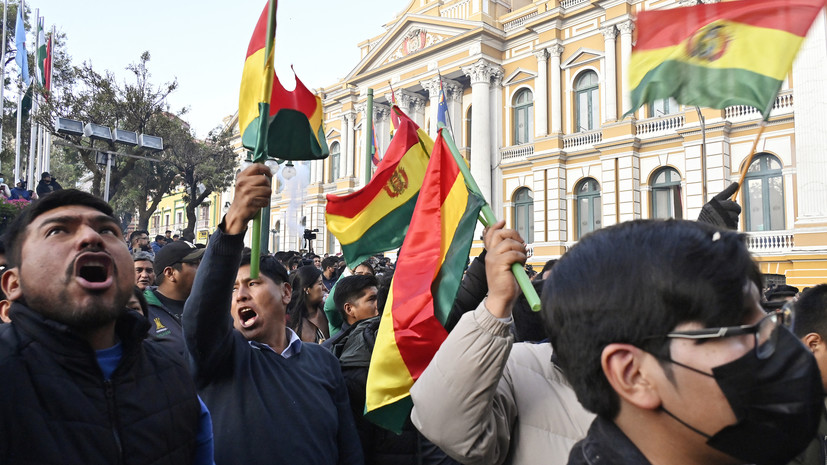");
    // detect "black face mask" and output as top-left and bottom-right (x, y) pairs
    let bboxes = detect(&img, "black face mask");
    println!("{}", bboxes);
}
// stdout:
(661, 327), (823, 465)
